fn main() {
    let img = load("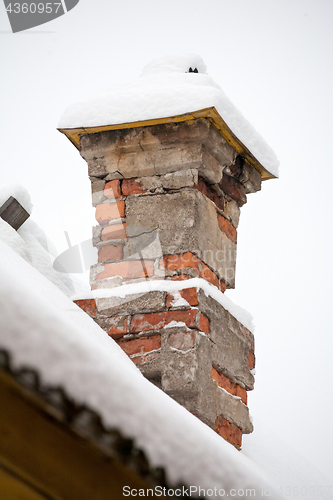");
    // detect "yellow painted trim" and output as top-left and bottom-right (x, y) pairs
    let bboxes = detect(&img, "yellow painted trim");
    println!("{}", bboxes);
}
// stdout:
(58, 107), (277, 180)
